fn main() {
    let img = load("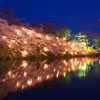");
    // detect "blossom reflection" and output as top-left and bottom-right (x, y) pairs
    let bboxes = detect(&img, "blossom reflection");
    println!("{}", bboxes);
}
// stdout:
(0, 57), (99, 99)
